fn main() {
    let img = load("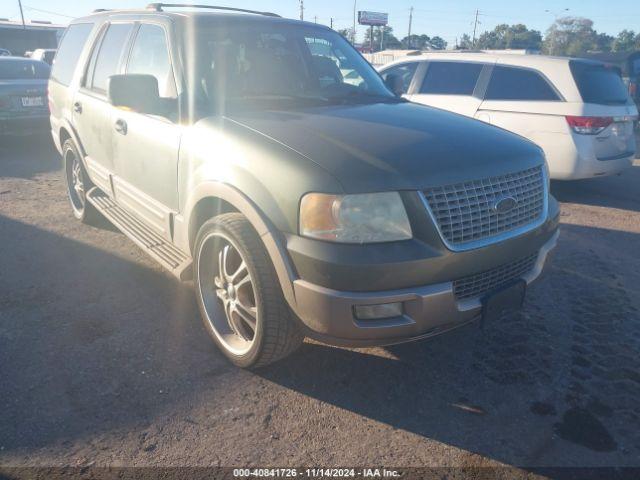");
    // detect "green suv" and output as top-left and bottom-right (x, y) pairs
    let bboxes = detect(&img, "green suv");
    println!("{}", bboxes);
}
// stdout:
(48, 4), (560, 367)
